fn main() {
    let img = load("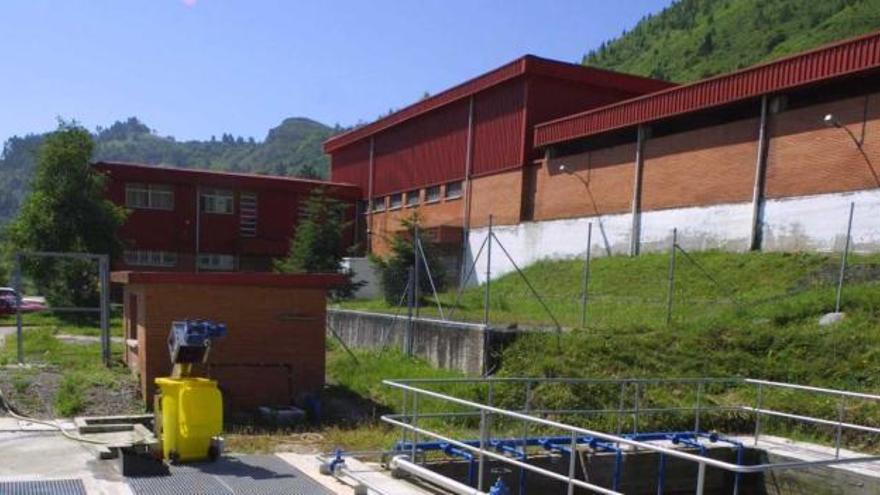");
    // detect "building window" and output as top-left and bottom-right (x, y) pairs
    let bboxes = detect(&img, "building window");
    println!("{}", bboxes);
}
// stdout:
(373, 197), (386, 212)
(425, 185), (441, 203)
(201, 188), (234, 214)
(445, 181), (463, 200)
(198, 253), (236, 271)
(124, 250), (177, 267)
(357, 200), (369, 216)
(125, 183), (174, 210)
(239, 192), (257, 237)
(406, 190), (420, 207)
(389, 193), (403, 210)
